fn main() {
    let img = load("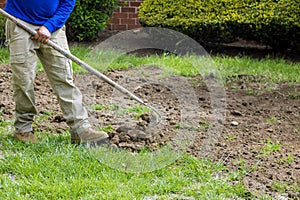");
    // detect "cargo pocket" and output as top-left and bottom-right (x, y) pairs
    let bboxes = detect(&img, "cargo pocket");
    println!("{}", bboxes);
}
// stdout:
(10, 52), (37, 78)
(5, 20), (10, 47)
(10, 53), (36, 87)
(10, 53), (26, 65)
